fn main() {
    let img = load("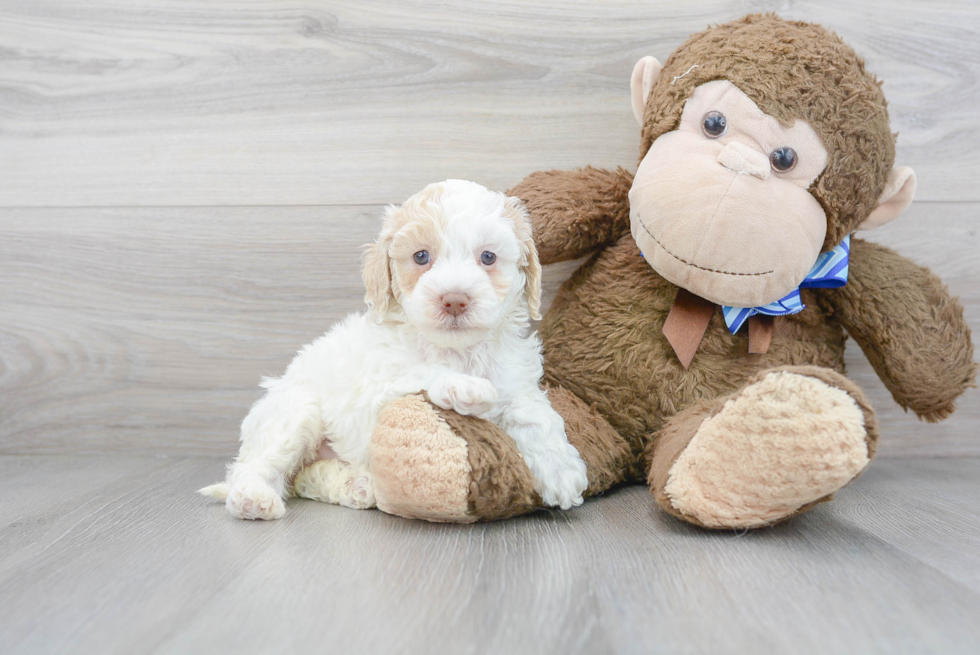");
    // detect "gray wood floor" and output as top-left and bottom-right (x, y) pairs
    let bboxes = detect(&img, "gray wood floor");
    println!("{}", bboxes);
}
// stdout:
(2, 0), (978, 207)
(1, 455), (979, 654)
(2, 1), (979, 653)
(2, 201), (977, 458)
